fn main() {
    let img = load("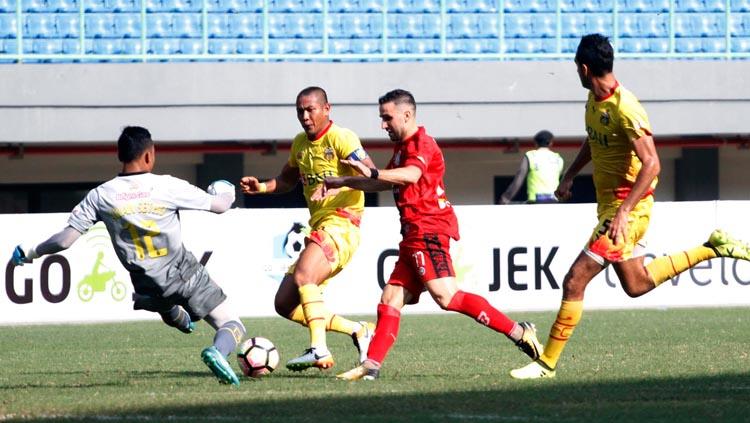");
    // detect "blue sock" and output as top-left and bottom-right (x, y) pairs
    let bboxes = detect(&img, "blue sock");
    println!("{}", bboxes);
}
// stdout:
(214, 320), (246, 357)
